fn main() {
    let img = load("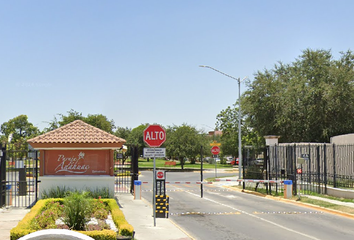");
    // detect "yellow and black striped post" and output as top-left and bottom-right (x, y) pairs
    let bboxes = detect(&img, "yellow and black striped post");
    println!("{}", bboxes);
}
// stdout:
(155, 195), (169, 218)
